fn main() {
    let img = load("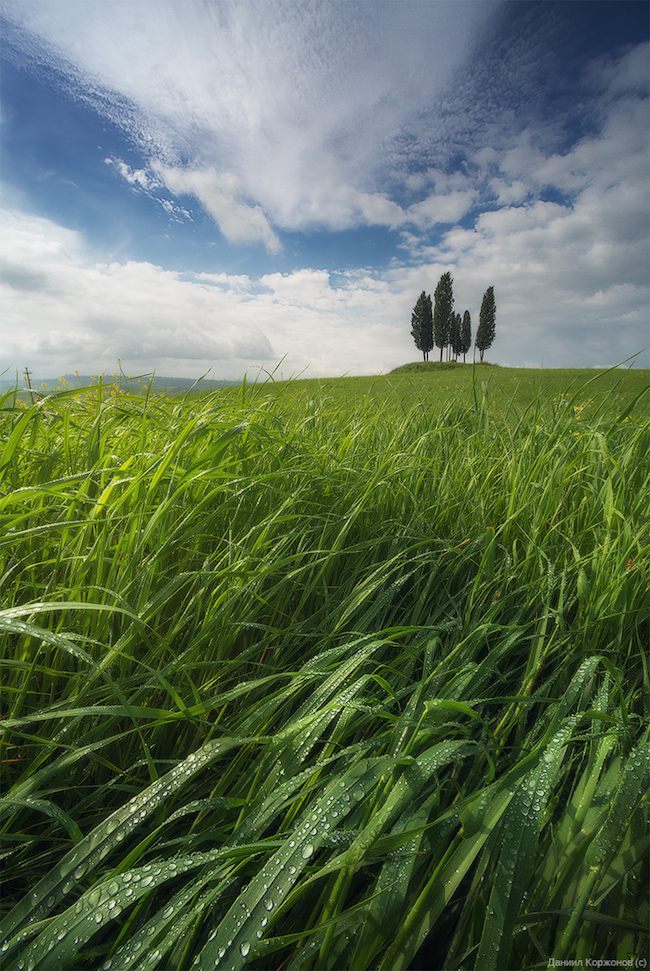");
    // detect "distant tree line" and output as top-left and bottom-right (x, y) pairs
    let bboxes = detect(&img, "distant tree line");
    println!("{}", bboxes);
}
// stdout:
(411, 275), (496, 363)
